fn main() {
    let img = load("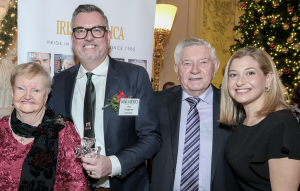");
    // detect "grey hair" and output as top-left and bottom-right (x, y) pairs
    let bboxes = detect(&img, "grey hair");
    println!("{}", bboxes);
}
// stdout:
(10, 62), (52, 94)
(71, 4), (109, 29)
(174, 38), (217, 64)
